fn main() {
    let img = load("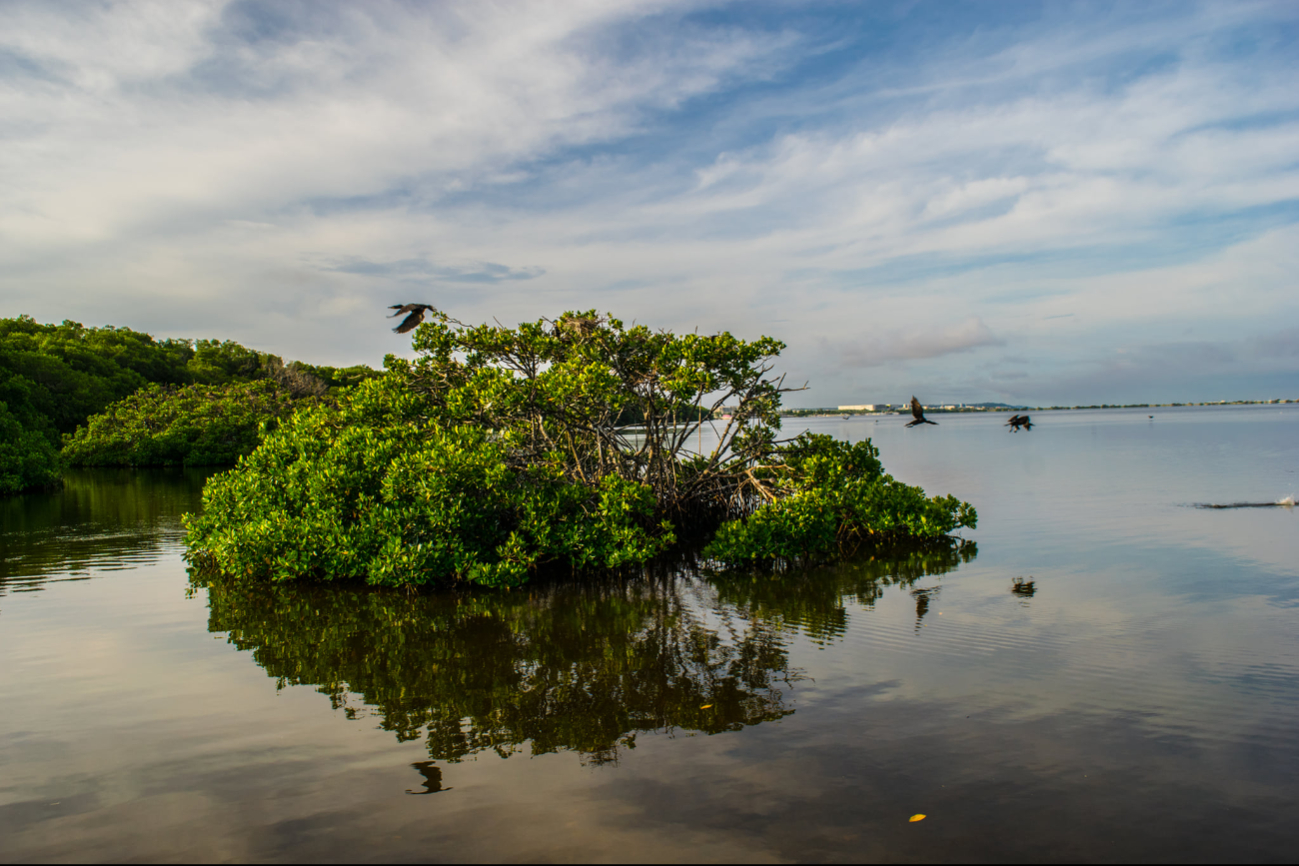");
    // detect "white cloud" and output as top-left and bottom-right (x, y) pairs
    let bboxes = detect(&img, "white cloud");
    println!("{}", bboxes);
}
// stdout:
(840, 318), (1004, 368)
(0, 0), (785, 251)
(0, 1), (1295, 401)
